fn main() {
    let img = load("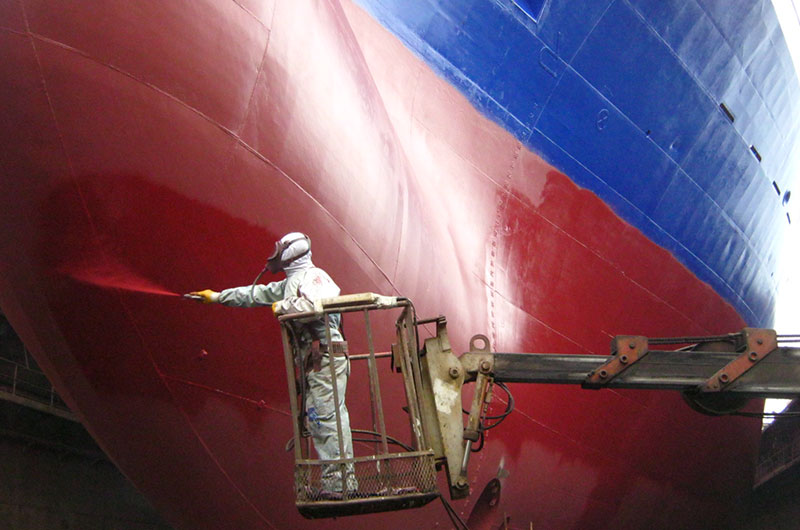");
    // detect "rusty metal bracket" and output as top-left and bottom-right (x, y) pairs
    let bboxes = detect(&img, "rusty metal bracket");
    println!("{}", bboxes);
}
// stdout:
(699, 328), (778, 392)
(582, 336), (649, 389)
